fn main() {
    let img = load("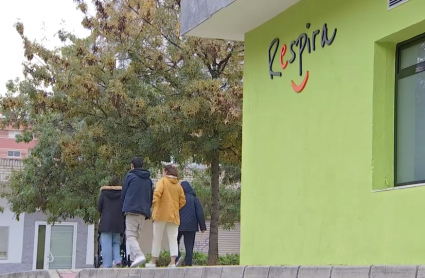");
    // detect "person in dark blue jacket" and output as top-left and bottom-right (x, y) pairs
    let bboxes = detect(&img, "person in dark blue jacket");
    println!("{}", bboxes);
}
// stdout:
(176, 181), (207, 266)
(121, 157), (153, 268)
